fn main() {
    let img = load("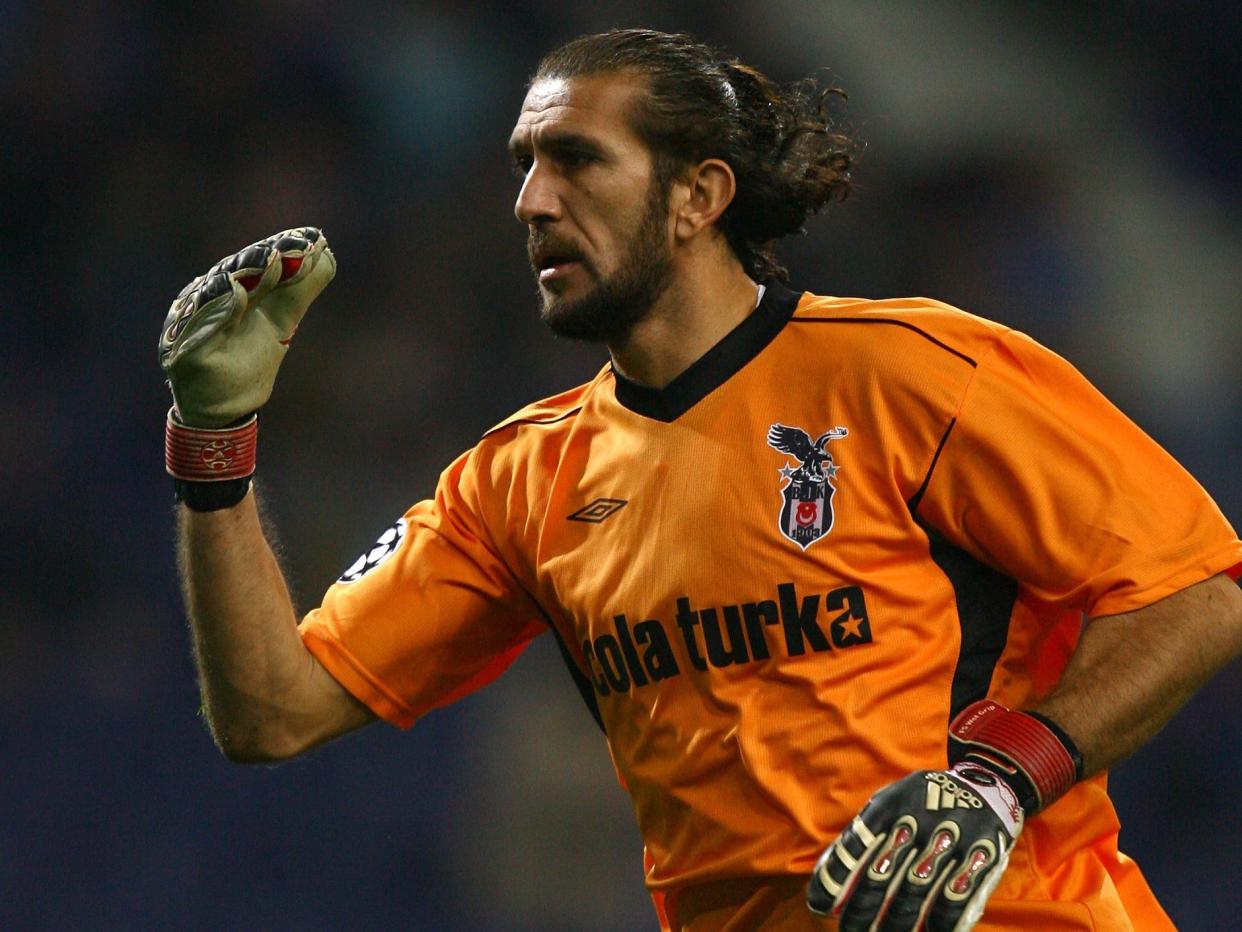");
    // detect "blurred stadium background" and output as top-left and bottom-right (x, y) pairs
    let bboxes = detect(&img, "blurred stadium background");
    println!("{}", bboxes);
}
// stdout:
(1, 2), (1238, 929)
